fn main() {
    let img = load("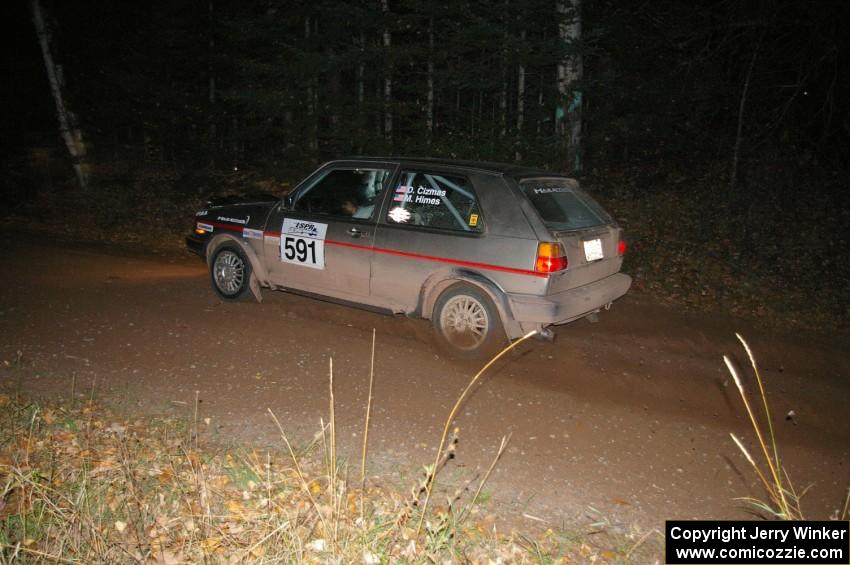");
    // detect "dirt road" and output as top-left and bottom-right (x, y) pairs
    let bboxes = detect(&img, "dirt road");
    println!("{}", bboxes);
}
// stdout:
(2, 235), (848, 533)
